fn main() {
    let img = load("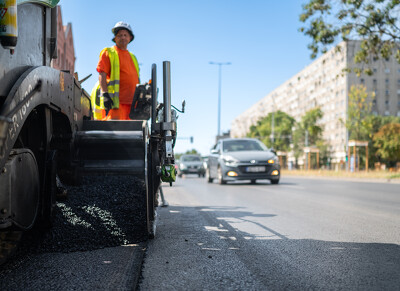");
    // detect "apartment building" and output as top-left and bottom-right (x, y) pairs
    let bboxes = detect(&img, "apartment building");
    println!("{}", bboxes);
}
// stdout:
(231, 40), (400, 165)
(51, 6), (75, 74)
